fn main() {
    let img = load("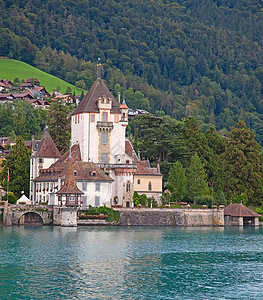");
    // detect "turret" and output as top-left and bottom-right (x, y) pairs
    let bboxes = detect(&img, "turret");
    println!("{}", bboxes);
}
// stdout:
(120, 96), (128, 123)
